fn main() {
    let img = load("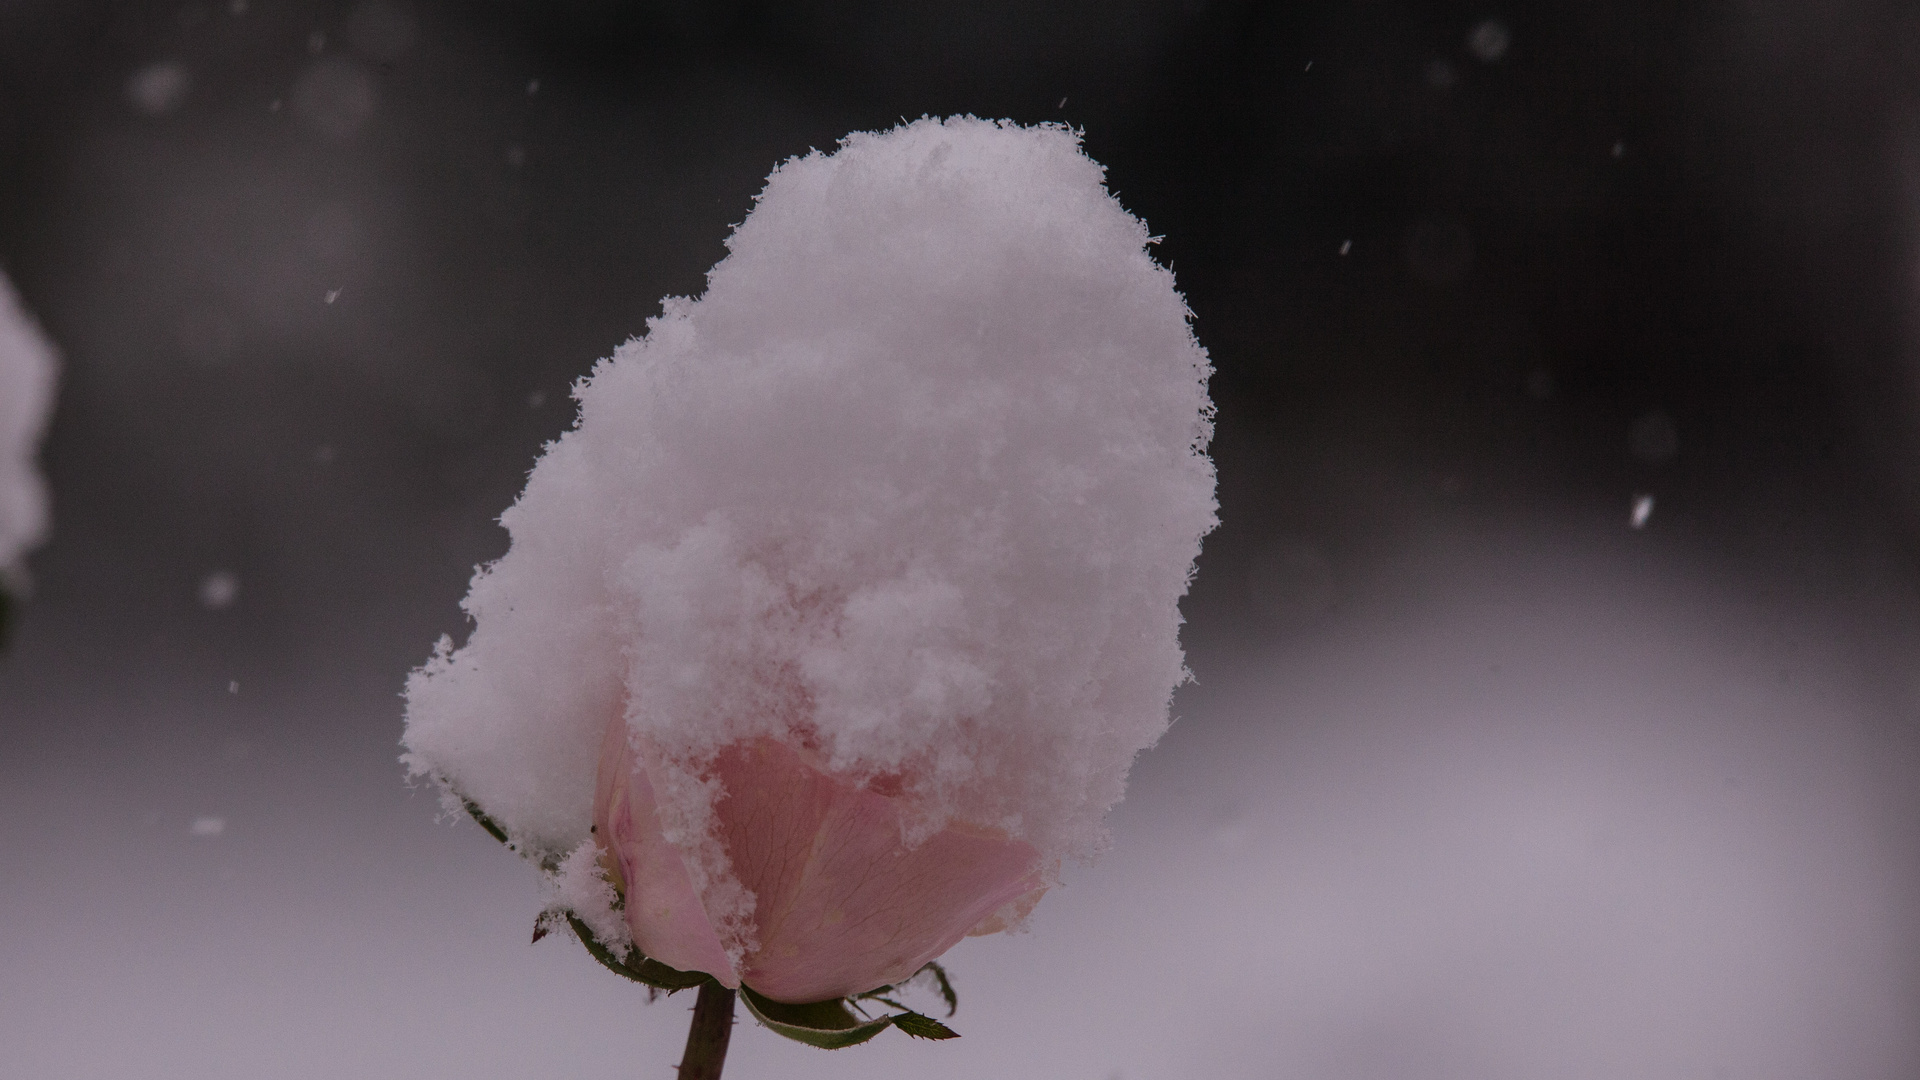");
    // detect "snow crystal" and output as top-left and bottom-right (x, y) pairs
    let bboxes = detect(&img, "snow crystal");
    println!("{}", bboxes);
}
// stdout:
(403, 116), (1216, 910)
(1631, 493), (1655, 529)
(546, 842), (632, 959)
(1468, 19), (1512, 63)
(127, 61), (190, 117)
(199, 570), (240, 610)
(0, 269), (58, 581)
